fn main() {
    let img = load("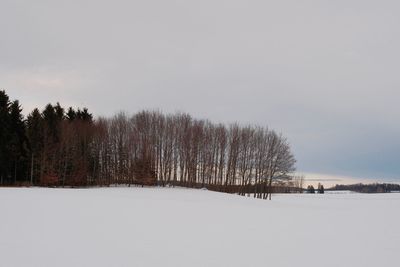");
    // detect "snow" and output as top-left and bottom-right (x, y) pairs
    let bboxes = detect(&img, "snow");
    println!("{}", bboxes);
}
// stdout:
(0, 187), (399, 267)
